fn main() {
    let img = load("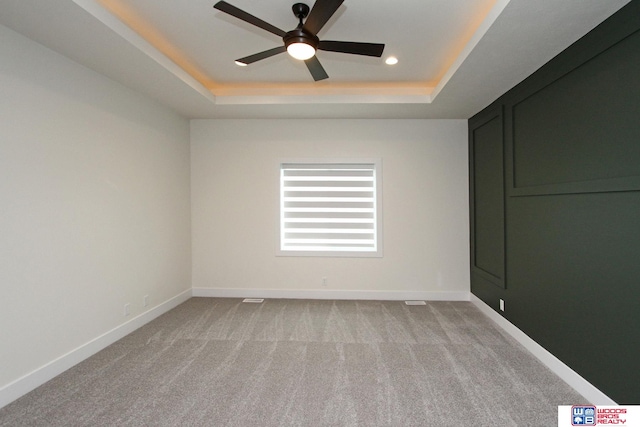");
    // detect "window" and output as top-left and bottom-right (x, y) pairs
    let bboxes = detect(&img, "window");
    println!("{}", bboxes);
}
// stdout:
(278, 160), (382, 257)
